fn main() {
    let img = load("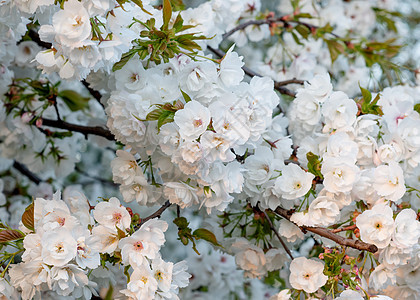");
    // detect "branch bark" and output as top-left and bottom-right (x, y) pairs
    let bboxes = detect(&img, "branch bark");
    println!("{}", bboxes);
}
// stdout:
(135, 201), (172, 230)
(41, 118), (115, 141)
(262, 210), (294, 260)
(13, 161), (43, 185)
(273, 207), (378, 253)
